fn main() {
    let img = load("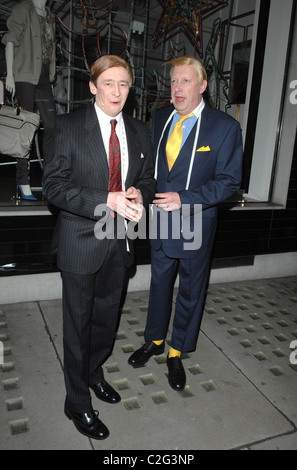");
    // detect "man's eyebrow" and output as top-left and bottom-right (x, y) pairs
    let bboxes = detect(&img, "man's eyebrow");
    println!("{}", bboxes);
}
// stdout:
(102, 78), (129, 84)
(172, 76), (191, 80)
